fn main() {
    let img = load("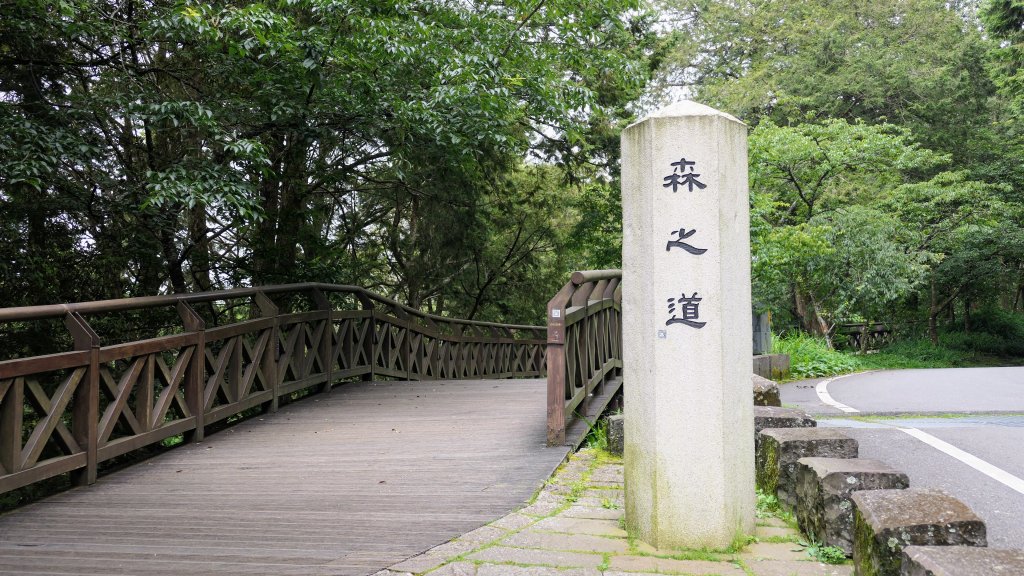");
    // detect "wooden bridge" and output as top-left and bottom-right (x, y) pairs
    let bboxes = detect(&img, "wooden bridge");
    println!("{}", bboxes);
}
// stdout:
(0, 274), (622, 575)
